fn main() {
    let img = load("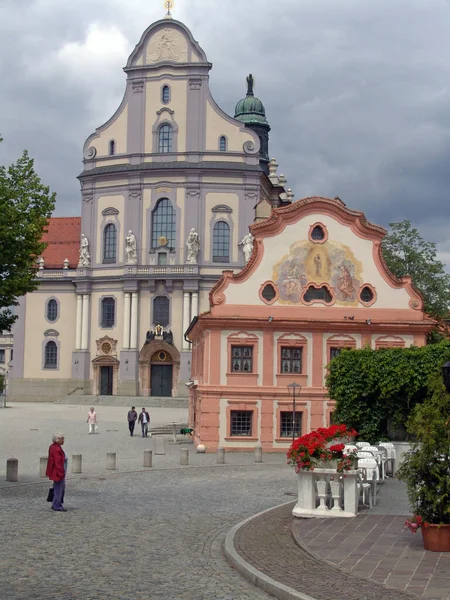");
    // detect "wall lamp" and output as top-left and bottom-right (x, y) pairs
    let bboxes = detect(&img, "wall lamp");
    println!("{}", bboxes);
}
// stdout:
(366, 319), (372, 325)
(268, 316), (273, 322)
